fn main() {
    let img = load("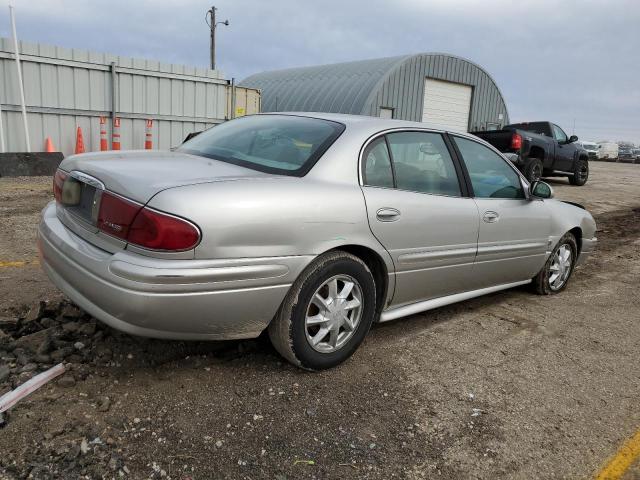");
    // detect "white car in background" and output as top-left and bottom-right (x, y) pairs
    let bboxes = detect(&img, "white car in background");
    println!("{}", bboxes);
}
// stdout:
(579, 141), (599, 160)
(597, 142), (619, 161)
